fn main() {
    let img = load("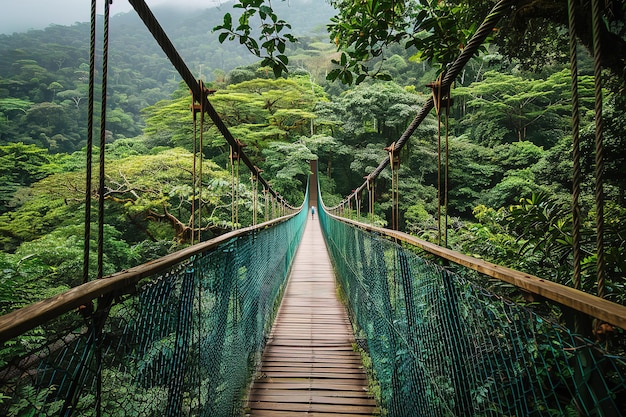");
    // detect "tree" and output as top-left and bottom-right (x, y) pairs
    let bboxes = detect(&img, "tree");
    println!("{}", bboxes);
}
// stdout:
(327, 81), (426, 145)
(101, 148), (235, 243)
(262, 139), (316, 203)
(456, 69), (593, 147)
(213, 0), (297, 77)
(0, 143), (54, 213)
